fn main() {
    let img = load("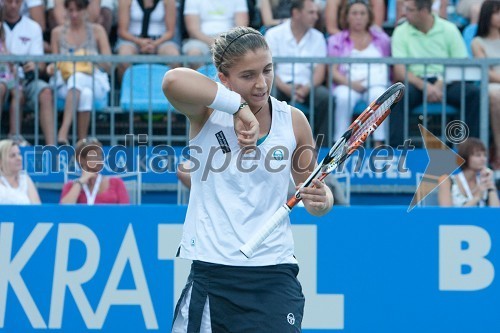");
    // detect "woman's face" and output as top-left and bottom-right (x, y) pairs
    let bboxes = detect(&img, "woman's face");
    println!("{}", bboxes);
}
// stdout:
(490, 9), (500, 30)
(78, 147), (104, 173)
(66, 2), (86, 25)
(3, 145), (22, 175)
(467, 149), (487, 171)
(347, 3), (370, 32)
(219, 48), (274, 110)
